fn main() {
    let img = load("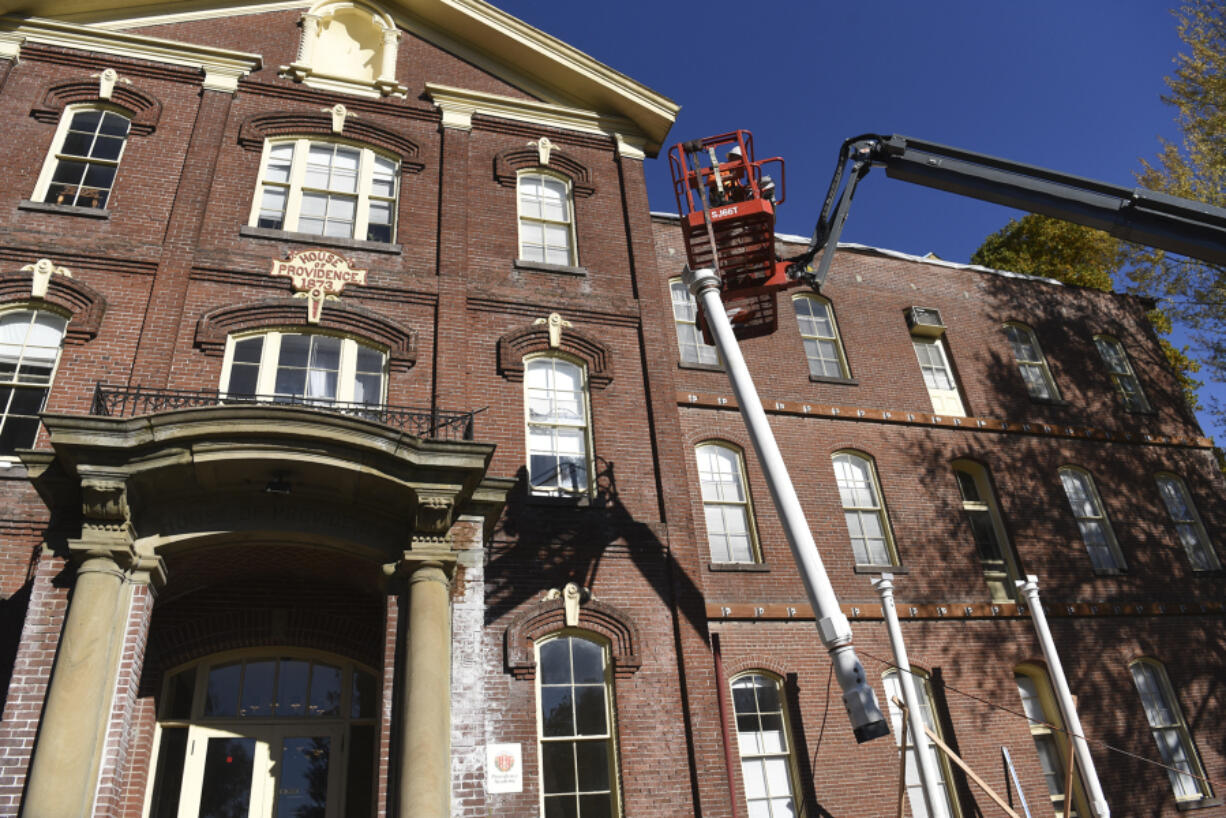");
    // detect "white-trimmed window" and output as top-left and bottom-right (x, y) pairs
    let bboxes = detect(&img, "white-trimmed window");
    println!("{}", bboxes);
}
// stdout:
(221, 331), (386, 406)
(525, 356), (591, 496)
(1129, 659), (1211, 802)
(1058, 467), (1125, 574)
(537, 634), (619, 818)
(1015, 666), (1084, 818)
(953, 461), (1019, 601)
(0, 309), (67, 456)
(1155, 473), (1220, 571)
(731, 673), (799, 818)
(794, 294), (849, 379)
(34, 106), (131, 209)
(251, 139), (398, 242)
(912, 336), (965, 416)
(1004, 323), (1060, 401)
(883, 669), (960, 818)
(518, 170), (576, 266)
(696, 442), (757, 563)
(1093, 335), (1150, 412)
(670, 279), (718, 366)
(833, 451), (897, 566)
